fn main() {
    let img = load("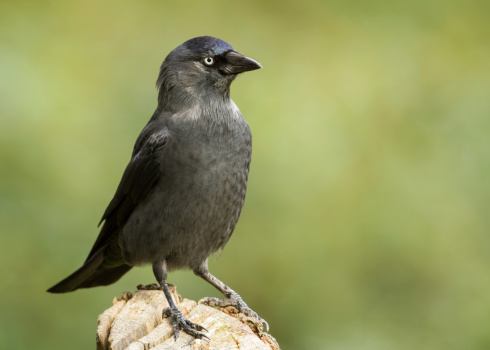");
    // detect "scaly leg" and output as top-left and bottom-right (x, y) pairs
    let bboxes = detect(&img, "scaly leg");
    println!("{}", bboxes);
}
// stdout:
(153, 260), (208, 340)
(193, 263), (269, 331)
